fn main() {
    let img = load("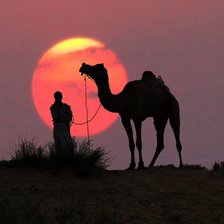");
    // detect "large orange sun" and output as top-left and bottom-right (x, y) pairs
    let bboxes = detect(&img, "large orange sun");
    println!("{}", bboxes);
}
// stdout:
(32, 37), (128, 137)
